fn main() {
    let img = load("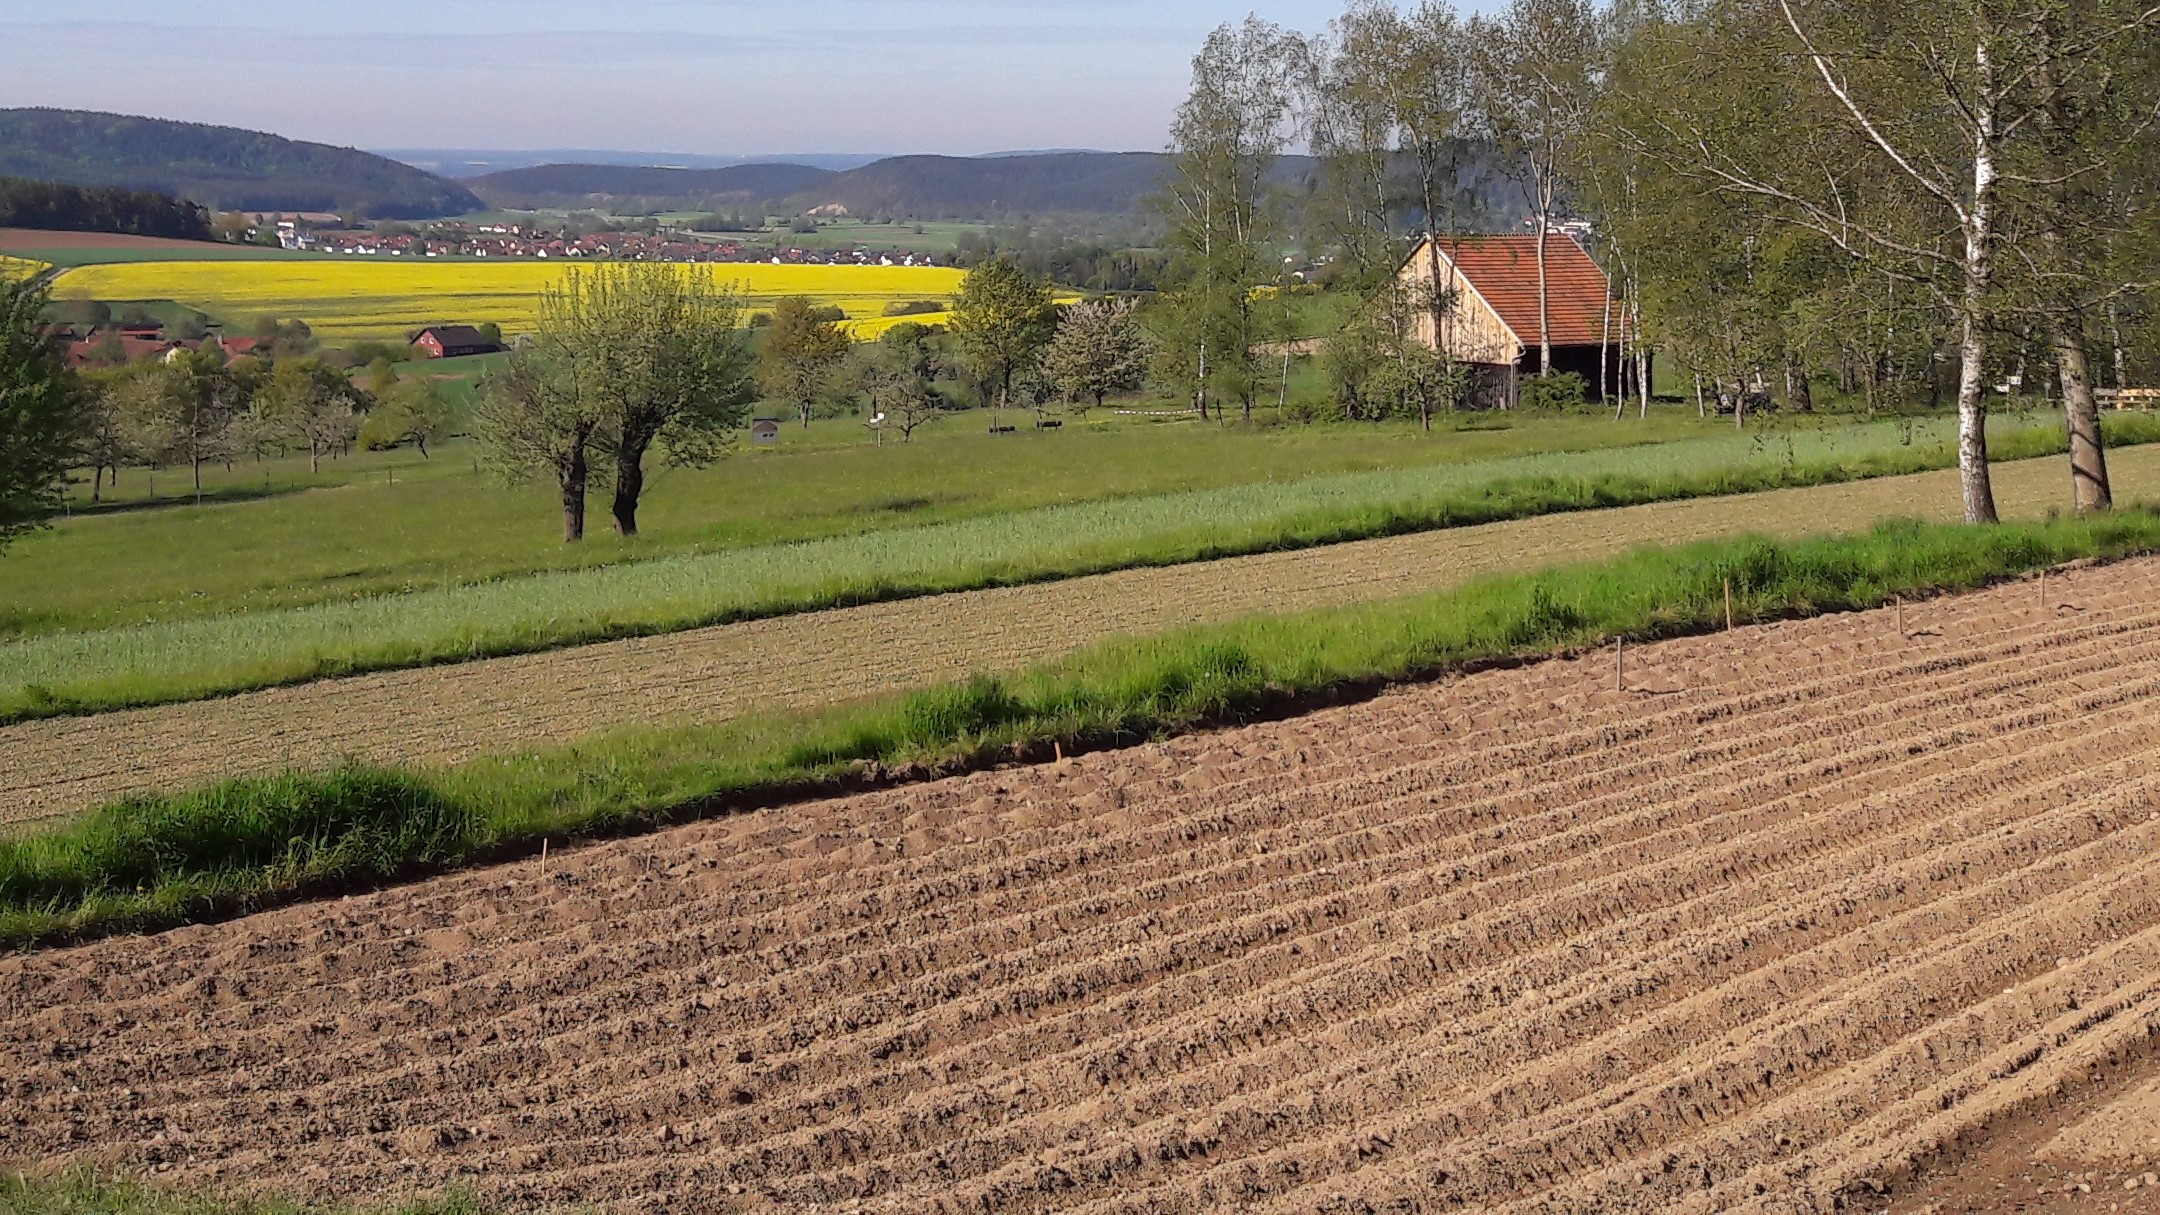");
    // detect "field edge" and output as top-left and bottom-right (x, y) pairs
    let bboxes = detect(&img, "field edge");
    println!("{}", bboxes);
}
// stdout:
(9, 509), (2160, 949)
